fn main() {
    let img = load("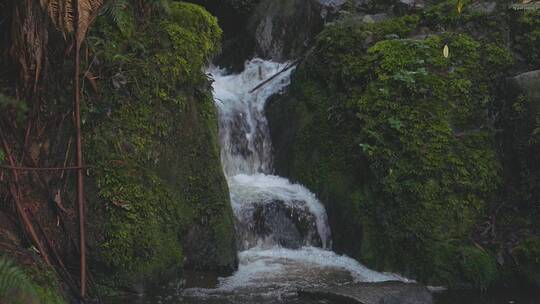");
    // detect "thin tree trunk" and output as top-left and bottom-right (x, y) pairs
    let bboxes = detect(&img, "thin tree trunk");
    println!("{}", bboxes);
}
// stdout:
(74, 1), (87, 296)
